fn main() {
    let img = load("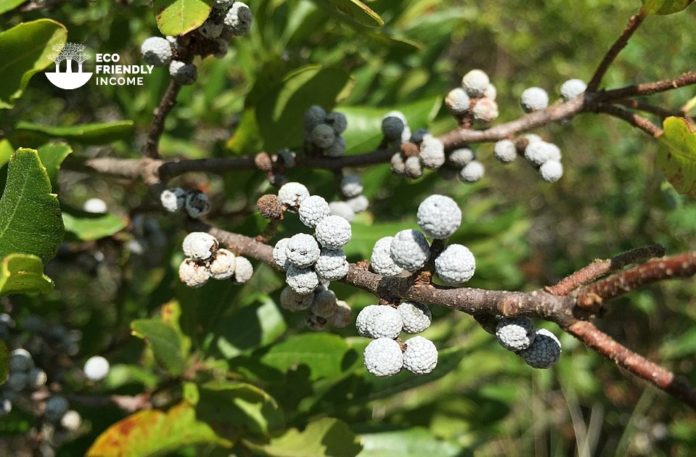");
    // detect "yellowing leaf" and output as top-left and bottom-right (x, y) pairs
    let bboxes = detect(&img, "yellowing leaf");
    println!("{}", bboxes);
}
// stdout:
(657, 117), (696, 198)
